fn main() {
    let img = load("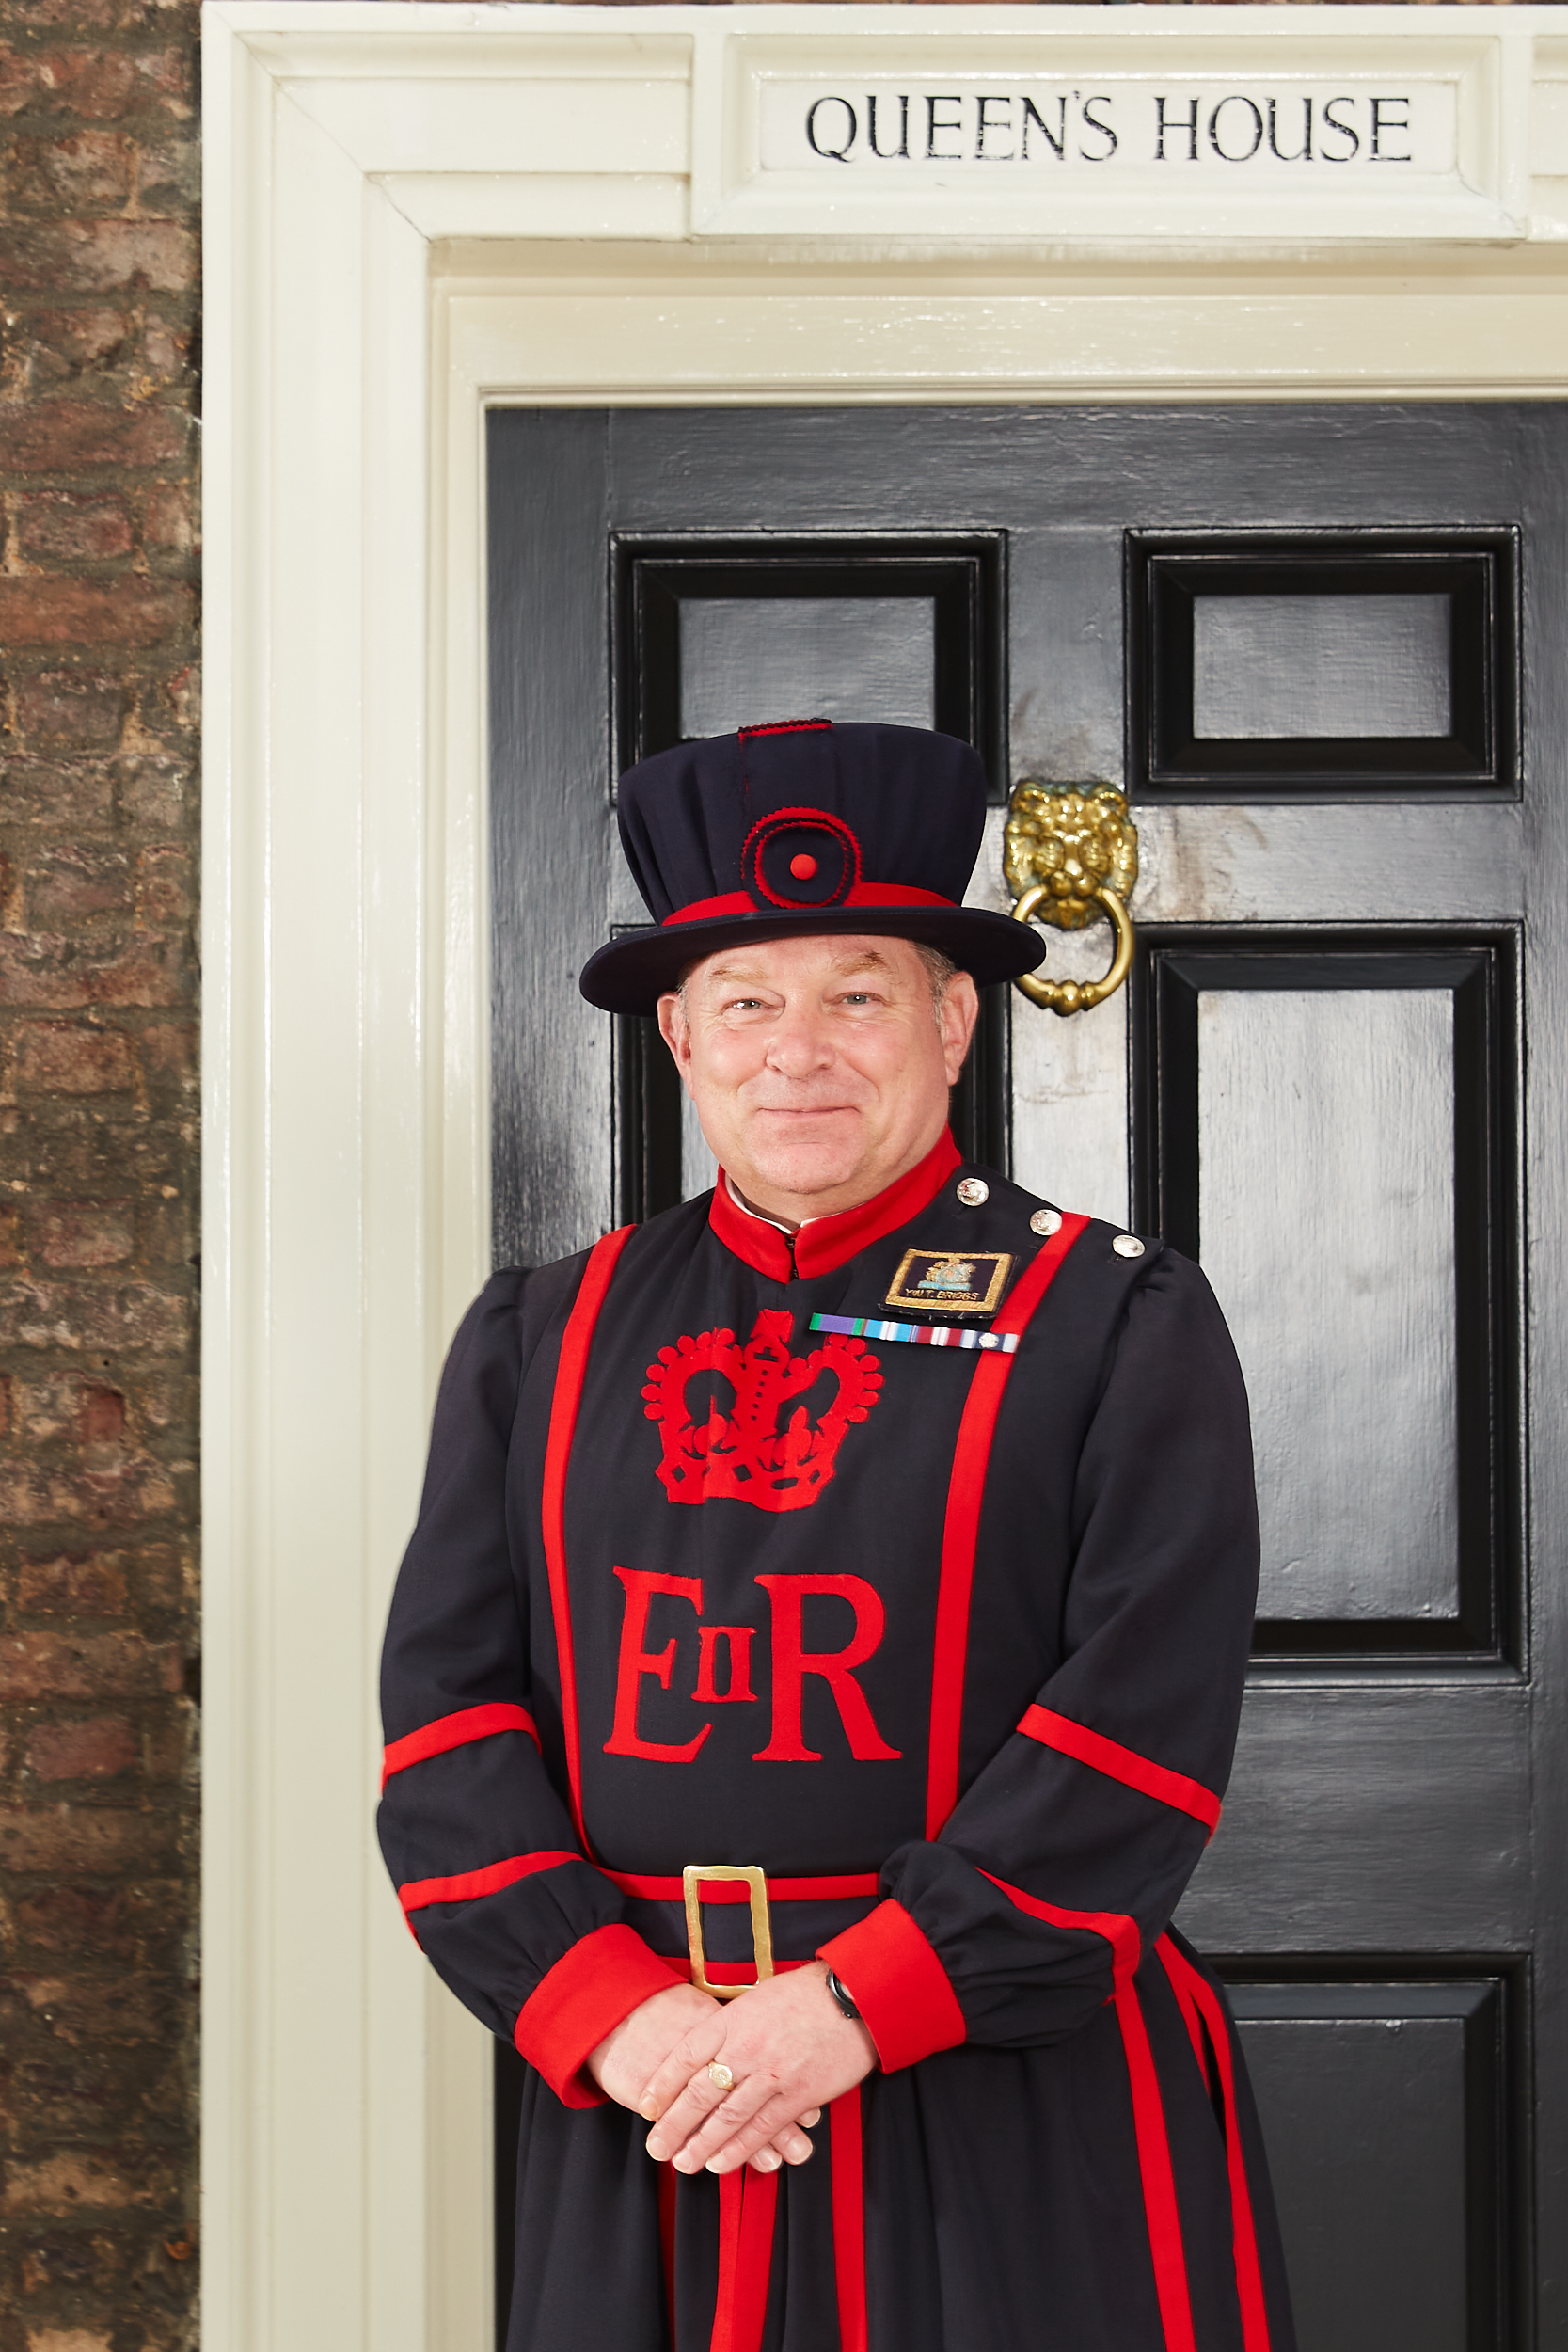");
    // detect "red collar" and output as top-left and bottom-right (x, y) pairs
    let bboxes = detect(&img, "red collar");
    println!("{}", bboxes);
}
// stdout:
(708, 1129), (963, 1281)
